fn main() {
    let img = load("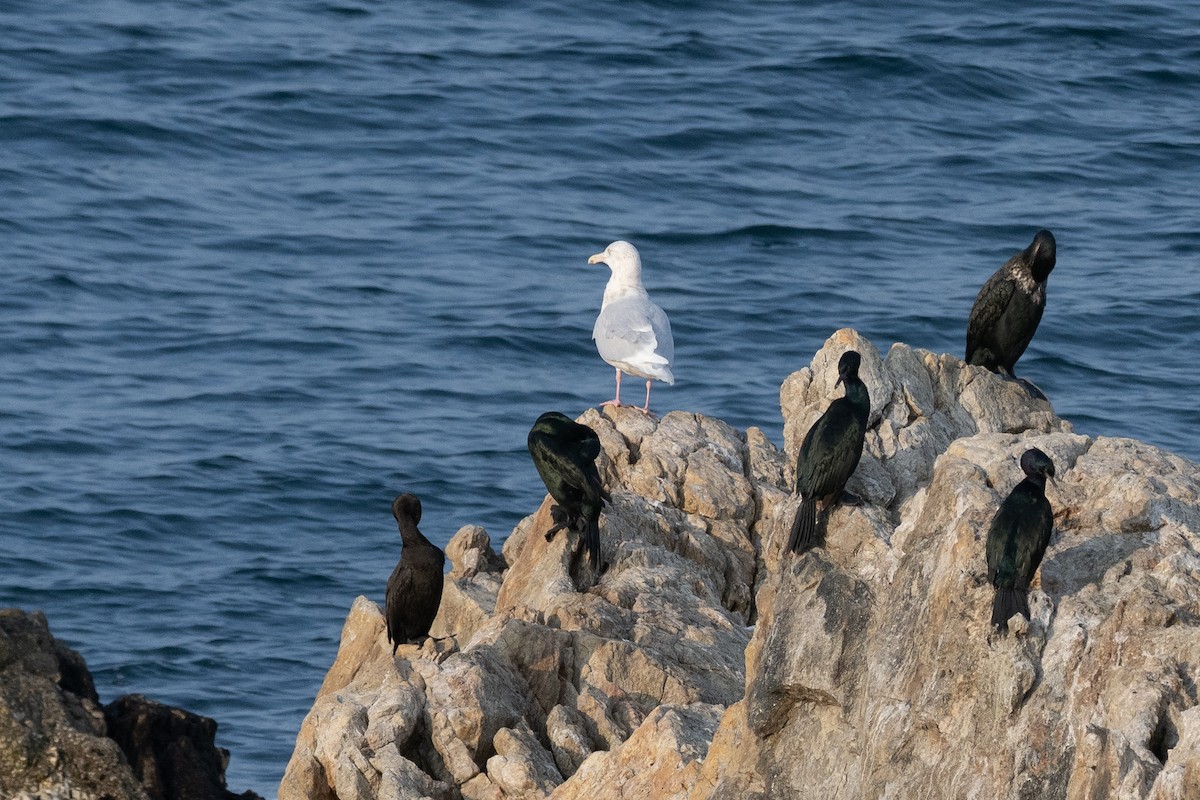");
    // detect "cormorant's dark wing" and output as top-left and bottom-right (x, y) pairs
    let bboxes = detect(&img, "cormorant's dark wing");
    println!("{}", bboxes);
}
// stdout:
(385, 560), (411, 646)
(966, 267), (1016, 366)
(557, 423), (608, 504)
(528, 429), (591, 511)
(530, 416), (608, 506)
(984, 499), (1012, 586)
(563, 423), (602, 462)
(386, 546), (445, 644)
(796, 397), (867, 503)
(1017, 493), (1054, 585)
(985, 484), (1053, 590)
(571, 436), (607, 508)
